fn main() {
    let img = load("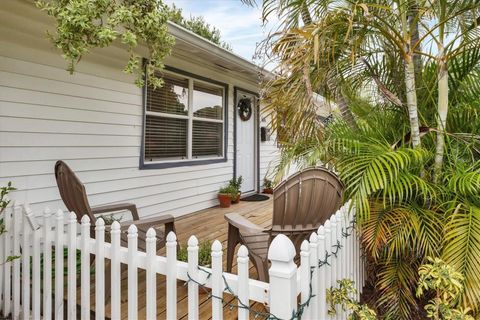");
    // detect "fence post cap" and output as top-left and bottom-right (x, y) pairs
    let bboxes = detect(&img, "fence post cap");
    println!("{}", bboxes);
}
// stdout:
(127, 224), (137, 234)
(238, 245), (248, 257)
(211, 239), (222, 252)
(96, 217), (105, 227)
(268, 234), (295, 262)
(80, 214), (90, 224)
(166, 231), (177, 242)
(111, 220), (120, 231)
(146, 227), (156, 238)
(68, 211), (77, 222)
(187, 235), (198, 247)
(300, 239), (309, 253)
(309, 232), (318, 243)
(324, 219), (331, 229)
